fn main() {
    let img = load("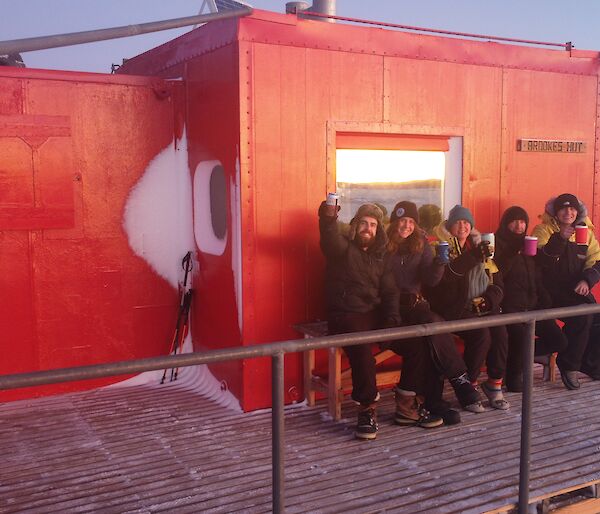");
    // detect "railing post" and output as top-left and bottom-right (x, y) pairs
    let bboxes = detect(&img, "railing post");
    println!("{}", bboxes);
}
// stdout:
(272, 352), (285, 513)
(518, 319), (535, 513)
